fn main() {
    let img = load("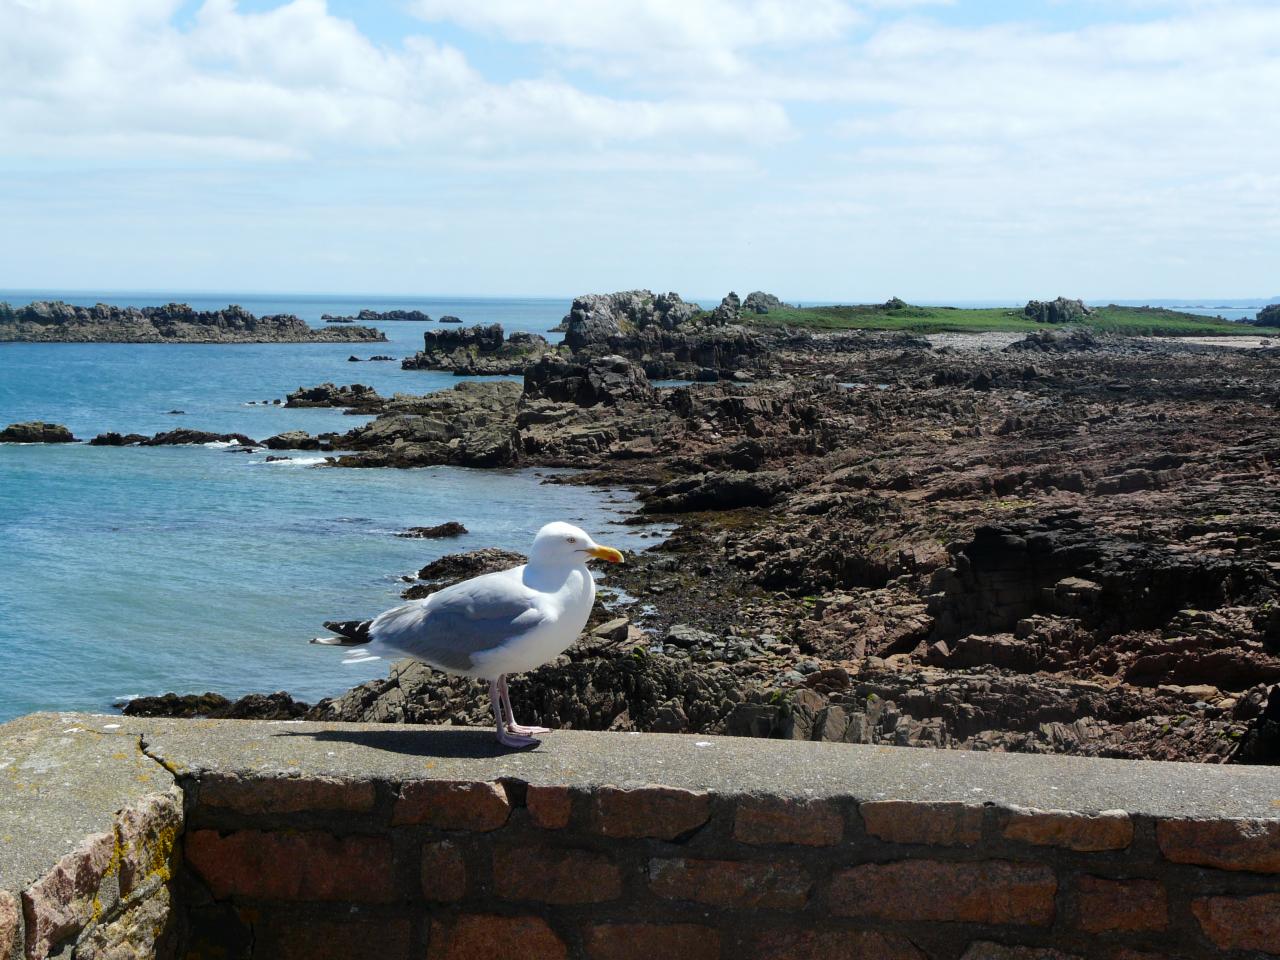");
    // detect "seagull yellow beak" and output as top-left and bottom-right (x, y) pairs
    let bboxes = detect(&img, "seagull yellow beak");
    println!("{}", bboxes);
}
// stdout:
(588, 545), (624, 564)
